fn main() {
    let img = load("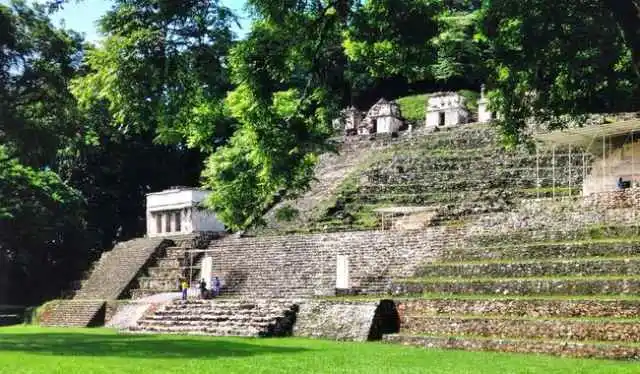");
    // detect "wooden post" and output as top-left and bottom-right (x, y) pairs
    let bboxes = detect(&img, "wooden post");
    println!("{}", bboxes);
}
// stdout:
(568, 146), (572, 196)
(552, 146), (556, 199)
